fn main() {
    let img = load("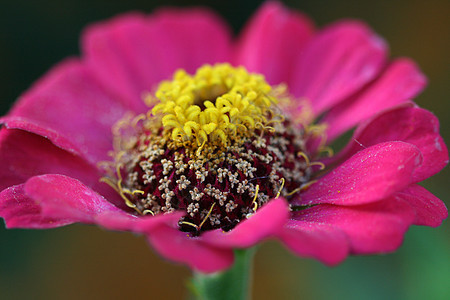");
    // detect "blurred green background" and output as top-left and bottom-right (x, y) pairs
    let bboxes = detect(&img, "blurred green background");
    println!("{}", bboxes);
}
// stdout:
(0, 0), (449, 299)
